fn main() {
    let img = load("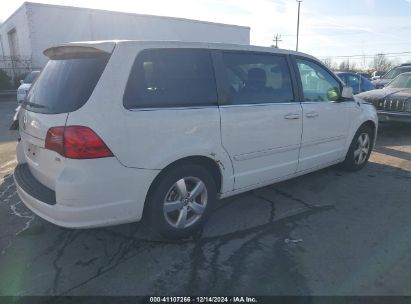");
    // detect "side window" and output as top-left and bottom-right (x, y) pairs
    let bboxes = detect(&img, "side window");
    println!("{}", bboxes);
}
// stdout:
(346, 74), (360, 87)
(347, 74), (361, 94)
(296, 59), (341, 102)
(222, 52), (294, 105)
(123, 49), (218, 109)
(338, 74), (347, 84)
